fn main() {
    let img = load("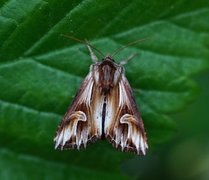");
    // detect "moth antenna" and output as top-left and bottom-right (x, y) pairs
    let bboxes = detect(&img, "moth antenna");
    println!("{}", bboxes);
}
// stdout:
(60, 34), (105, 57)
(111, 37), (151, 57)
